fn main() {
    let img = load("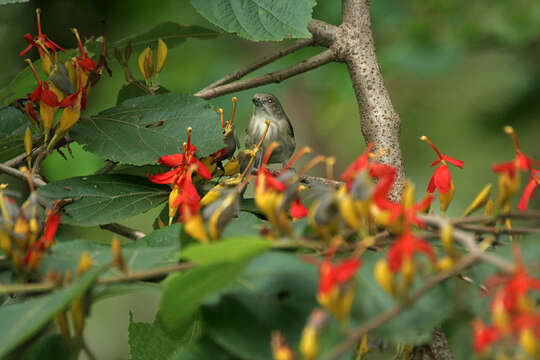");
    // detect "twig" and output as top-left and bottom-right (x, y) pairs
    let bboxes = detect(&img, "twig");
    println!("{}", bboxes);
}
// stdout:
(0, 163), (46, 187)
(0, 262), (195, 296)
(80, 337), (97, 360)
(31, 149), (48, 176)
(4, 146), (42, 168)
(195, 50), (335, 100)
(198, 38), (314, 92)
(99, 223), (146, 241)
(328, 252), (481, 360)
(95, 161), (118, 175)
(456, 223), (539, 235)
